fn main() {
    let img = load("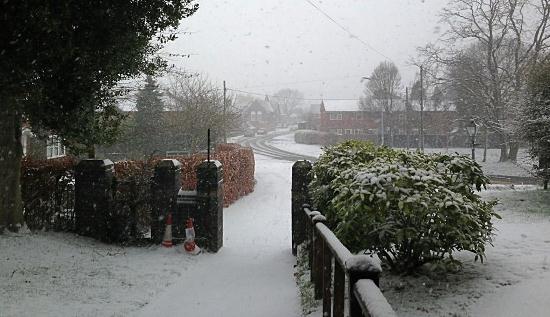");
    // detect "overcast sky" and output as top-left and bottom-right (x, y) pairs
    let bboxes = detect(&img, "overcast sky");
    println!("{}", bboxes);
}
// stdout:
(164, 0), (447, 103)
